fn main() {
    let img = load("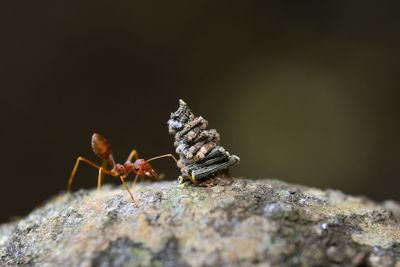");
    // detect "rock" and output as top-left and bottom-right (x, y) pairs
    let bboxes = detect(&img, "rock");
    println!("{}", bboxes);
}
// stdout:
(0, 179), (399, 267)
